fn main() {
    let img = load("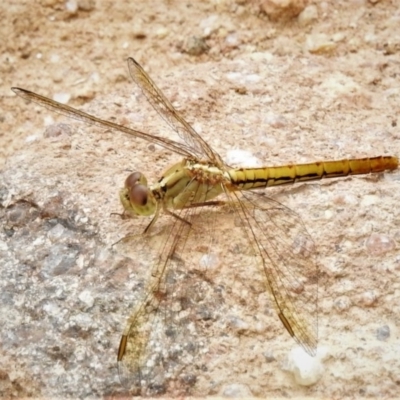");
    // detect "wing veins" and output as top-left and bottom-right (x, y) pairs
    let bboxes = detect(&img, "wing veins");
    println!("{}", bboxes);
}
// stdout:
(127, 57), (223, 164)
(227, 190), (318, 356)
(11, 87), (195, 157)
(119, 184), (213, 392)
